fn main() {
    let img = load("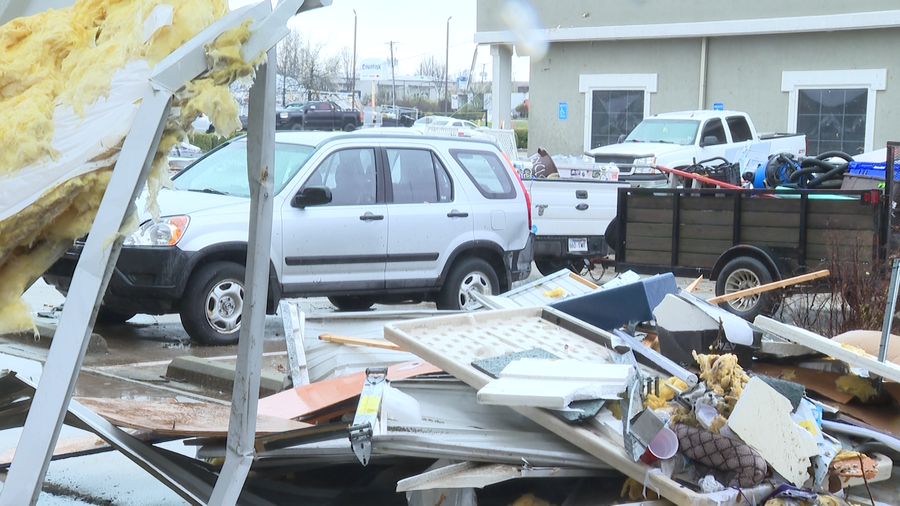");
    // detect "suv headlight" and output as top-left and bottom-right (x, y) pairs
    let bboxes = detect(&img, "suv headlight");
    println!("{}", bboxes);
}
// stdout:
(633, 156), (658, 174)
(124, 216), (189, 246)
